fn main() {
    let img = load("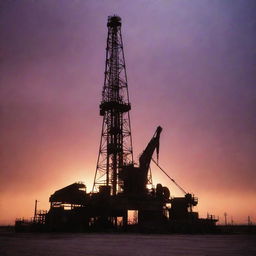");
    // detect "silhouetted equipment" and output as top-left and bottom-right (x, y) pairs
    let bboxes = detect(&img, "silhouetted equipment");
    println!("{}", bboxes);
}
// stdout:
(152, 158), (187, 194)
(119, 126), (162, 196)
(15, 15), (218, 233)
(49, 182), (87, 207)
(93, 15), (133, 196)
